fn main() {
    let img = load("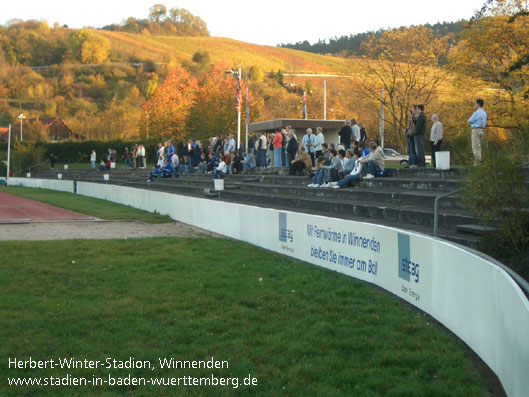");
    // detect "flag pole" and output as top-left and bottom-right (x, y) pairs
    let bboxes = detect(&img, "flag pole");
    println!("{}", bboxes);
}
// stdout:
(237, 68), (241, 150)
(245, 87), (249, 151)
(6, 124), (11, 182)
(380, 88), (385, 148)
